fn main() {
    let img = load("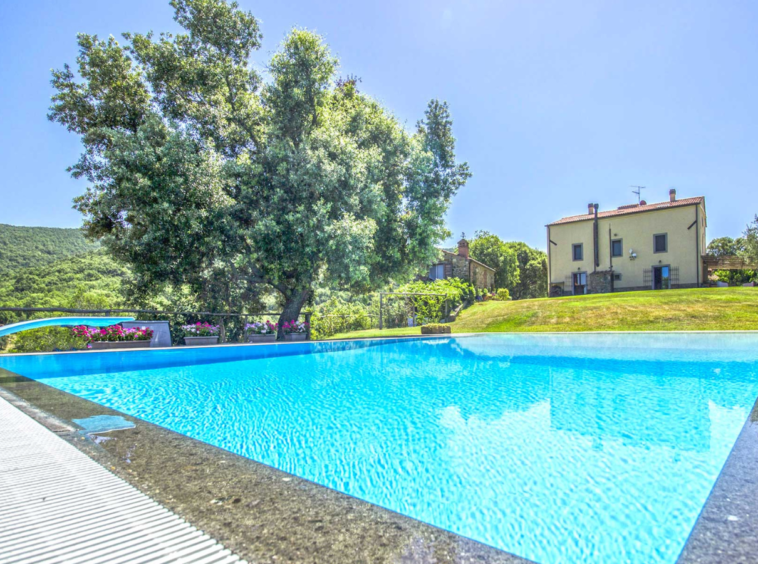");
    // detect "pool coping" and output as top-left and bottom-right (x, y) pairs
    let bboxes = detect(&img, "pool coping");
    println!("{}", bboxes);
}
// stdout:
(1, 336), (757, 563)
